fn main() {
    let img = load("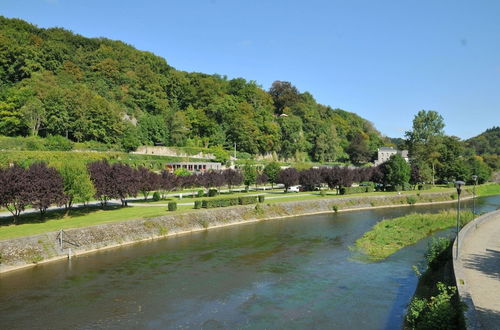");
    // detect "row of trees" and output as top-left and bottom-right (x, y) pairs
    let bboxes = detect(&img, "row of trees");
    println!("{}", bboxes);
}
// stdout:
(404, 110), (493, 184)
(1, 157), (415, 223)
